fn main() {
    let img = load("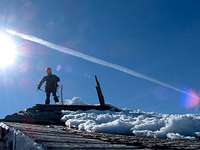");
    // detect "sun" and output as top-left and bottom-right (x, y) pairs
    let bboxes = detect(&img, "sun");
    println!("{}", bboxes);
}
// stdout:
(0, 33), (17, 69)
